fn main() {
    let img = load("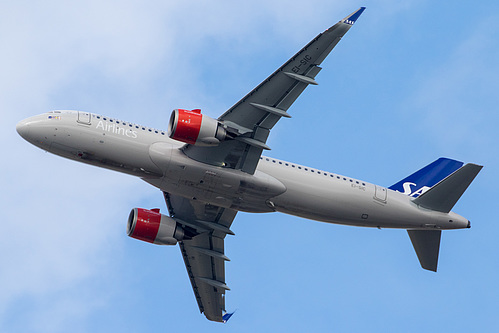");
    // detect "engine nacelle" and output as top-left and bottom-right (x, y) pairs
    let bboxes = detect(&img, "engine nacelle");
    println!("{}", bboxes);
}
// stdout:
(127, 208), (185, 245)
(168, 109), (227, 146)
